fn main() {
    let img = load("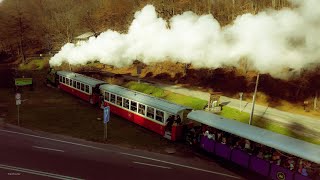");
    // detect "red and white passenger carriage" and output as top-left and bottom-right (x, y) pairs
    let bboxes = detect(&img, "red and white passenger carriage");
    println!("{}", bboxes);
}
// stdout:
(99, 84), (192, 141)
(57, 71), (106, 104)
